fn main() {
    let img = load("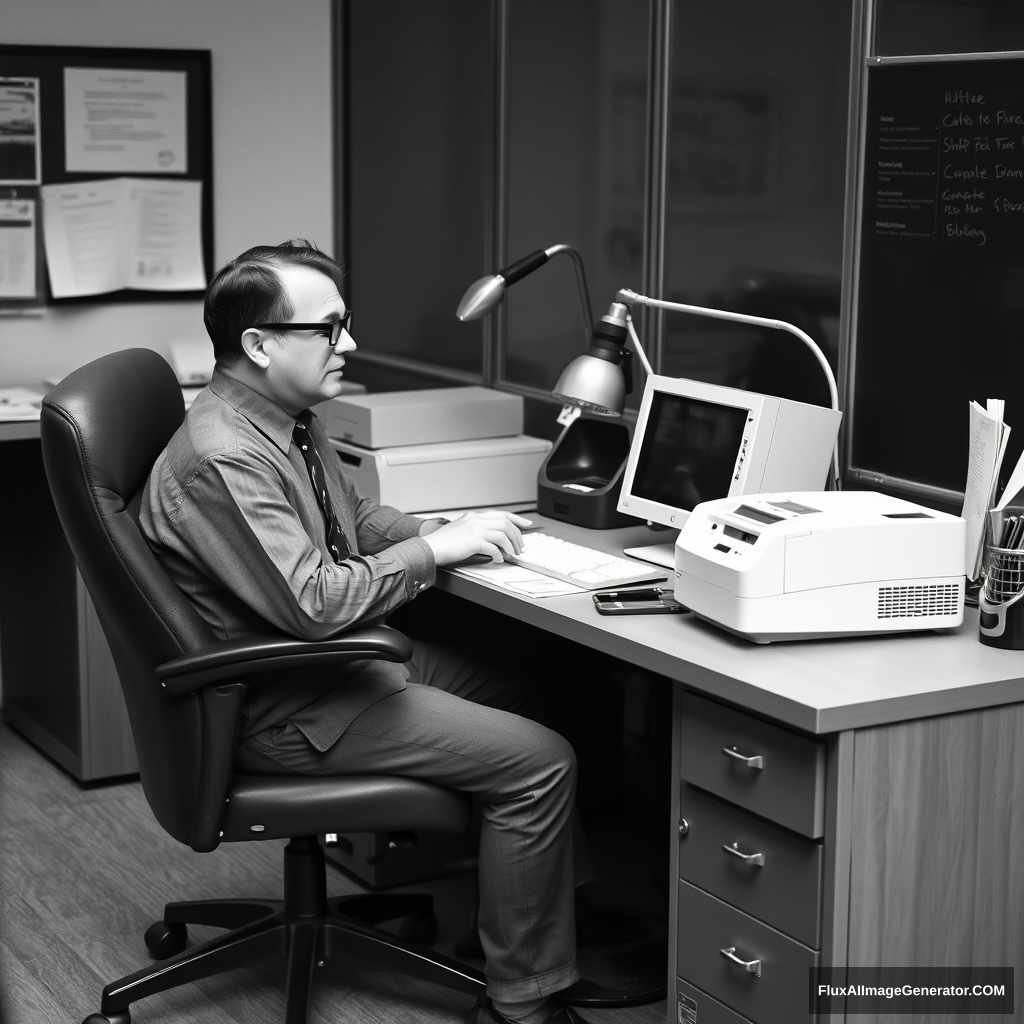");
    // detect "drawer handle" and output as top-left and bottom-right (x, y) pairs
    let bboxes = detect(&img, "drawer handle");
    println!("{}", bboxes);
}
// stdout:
(720, 946), (762, 977)
(723, 841), (765, 866)
(722, 745), (764, 769)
